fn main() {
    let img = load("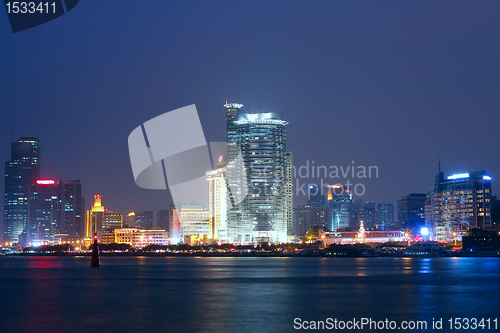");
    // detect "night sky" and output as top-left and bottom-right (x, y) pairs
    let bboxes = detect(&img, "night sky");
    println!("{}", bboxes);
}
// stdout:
(1, 1), (500, 240)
